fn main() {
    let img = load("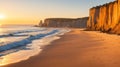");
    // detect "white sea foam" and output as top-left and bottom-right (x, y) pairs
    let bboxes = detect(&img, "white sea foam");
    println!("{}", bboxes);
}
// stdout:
(0, 25), (70, 66)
